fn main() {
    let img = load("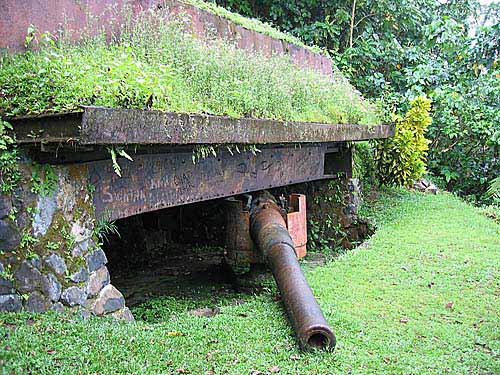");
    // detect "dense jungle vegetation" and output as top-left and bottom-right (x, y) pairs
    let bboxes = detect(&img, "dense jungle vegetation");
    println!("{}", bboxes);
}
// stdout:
(214, 0), (500, 205)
